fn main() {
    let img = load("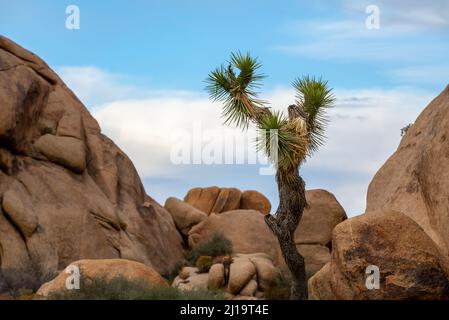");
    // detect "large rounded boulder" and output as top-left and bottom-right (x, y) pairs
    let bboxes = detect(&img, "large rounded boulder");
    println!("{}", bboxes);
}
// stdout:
(367, 85), (449, 256)
(309, 210), (449, 300)
(35, 259), (168, 299)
